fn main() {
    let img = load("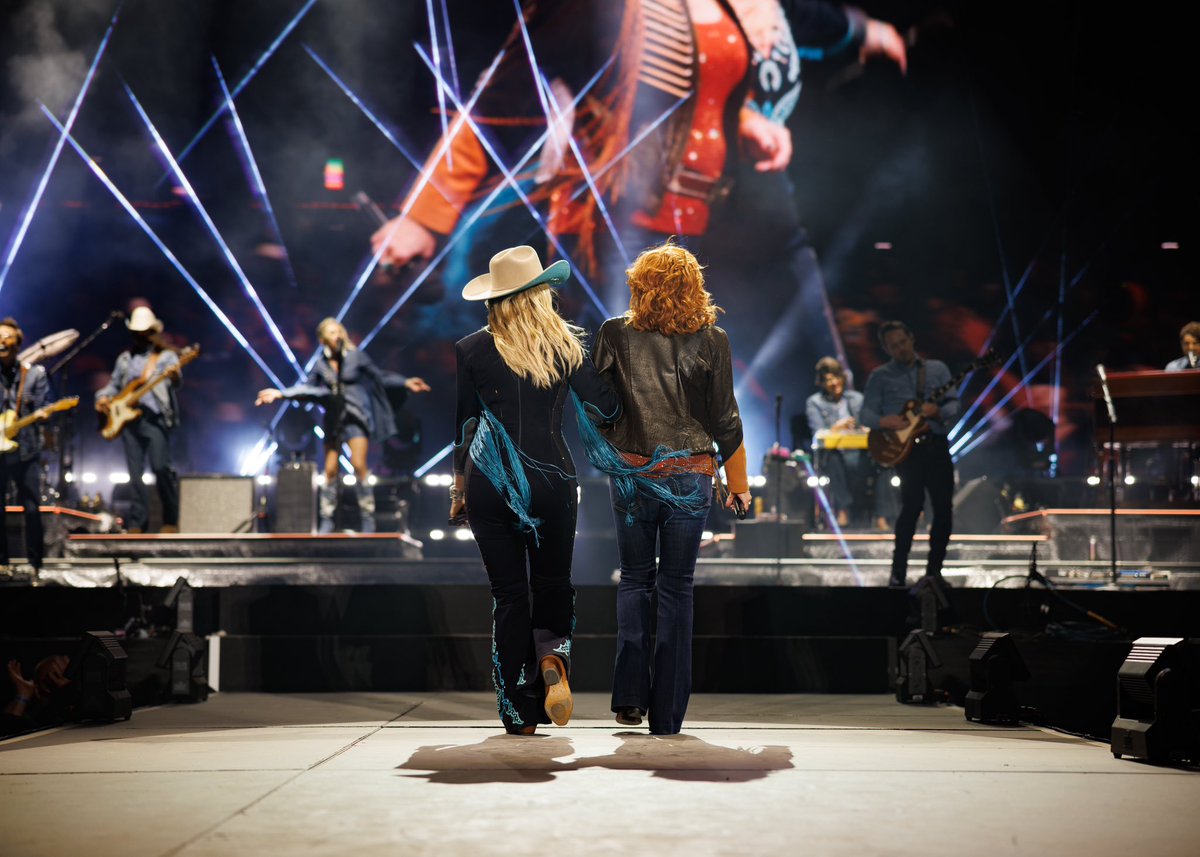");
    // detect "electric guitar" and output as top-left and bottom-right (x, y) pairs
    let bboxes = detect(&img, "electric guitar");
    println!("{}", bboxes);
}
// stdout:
(867, 349), (1000, 468)
(0, 397), (80, 453)
(100, 345), (200, 441)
